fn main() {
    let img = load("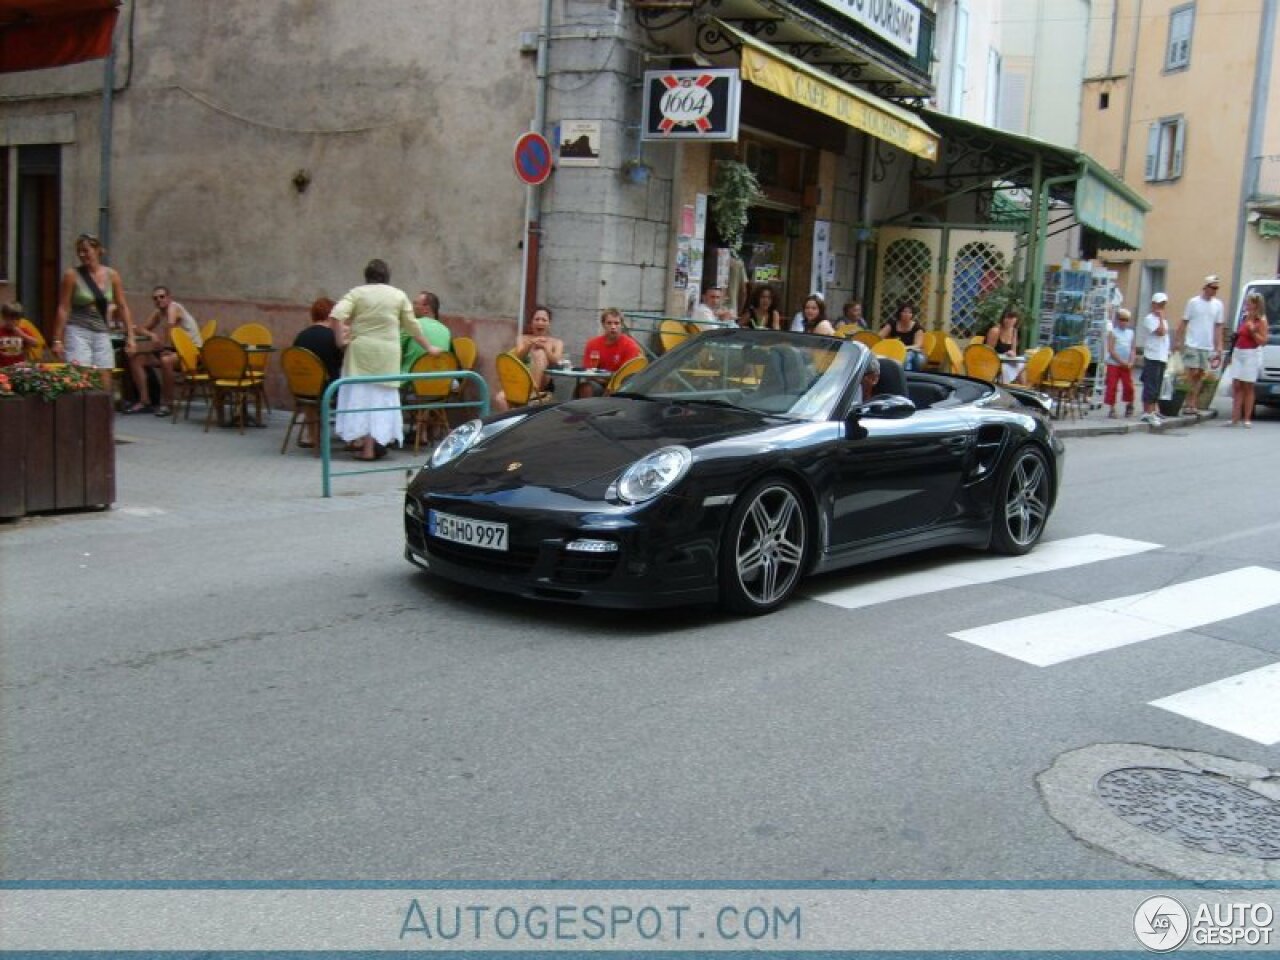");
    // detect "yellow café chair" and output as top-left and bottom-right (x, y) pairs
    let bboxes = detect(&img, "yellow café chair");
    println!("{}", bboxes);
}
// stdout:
(170, 327), (212, 422)
(1041, 347), (1088, 419)
(494, 351), (549, 408)
(605, 355), (647, 394)
(1022, 347), (1054, 388)
(963, 342), (1002, 383)
(408, 352), (460, 452)
(944, 335), (966, 375)
(658, 319), (689, 354)
(851, 330), (880, 348)
(279, 346), (328, 454)
(871, 338), (906, 364)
